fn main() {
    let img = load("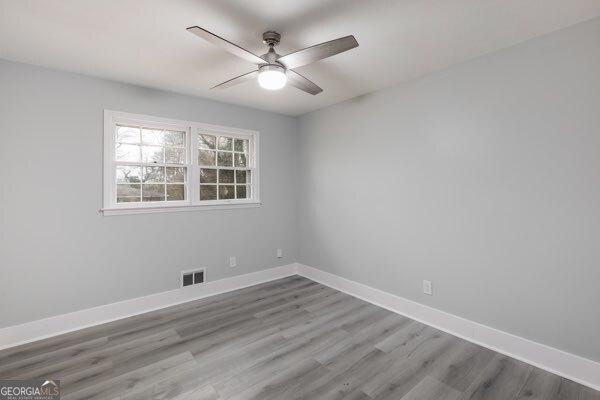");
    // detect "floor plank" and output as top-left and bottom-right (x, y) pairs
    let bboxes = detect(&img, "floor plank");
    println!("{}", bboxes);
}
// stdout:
(400, 376), (462, 400)
(458, 354), (533, 400)
(0, 275), (596, 400)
